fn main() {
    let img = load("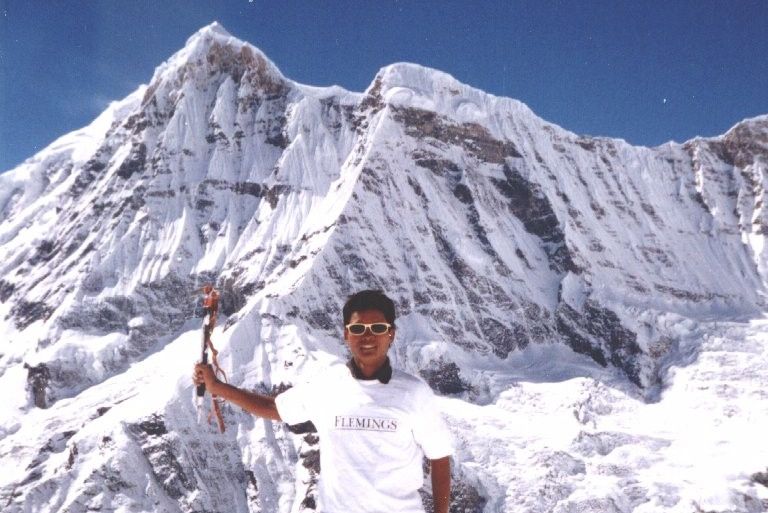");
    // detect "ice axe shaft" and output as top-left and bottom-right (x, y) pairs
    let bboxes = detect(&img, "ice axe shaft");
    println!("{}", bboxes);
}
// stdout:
(197, 349), (208, 397)
(194, 285), (226, 432)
